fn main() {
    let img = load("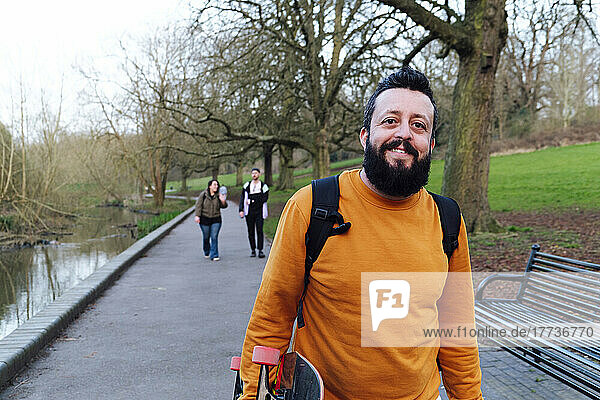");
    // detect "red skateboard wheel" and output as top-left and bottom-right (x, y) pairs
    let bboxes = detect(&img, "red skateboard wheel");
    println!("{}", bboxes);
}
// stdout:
(252, 346), (280, 366)
(230, 356), (241, 371)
